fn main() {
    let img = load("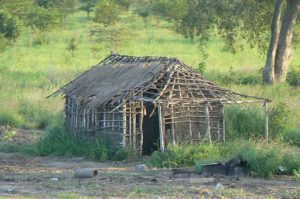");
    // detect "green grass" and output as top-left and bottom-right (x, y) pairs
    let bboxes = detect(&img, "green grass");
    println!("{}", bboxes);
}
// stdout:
(33, 124), (129, 161)
(147, 140), (300, 178)
(0, 5), (299, 172)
